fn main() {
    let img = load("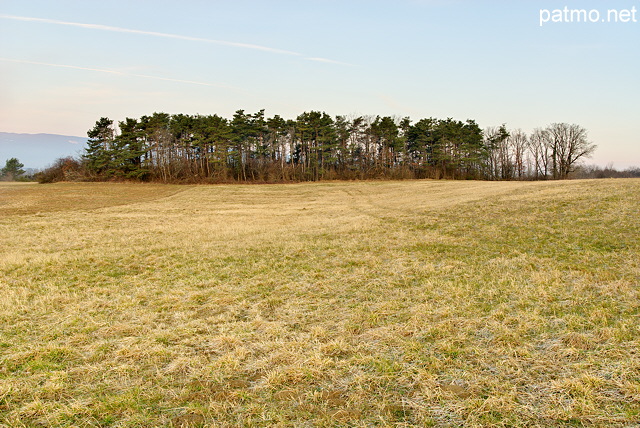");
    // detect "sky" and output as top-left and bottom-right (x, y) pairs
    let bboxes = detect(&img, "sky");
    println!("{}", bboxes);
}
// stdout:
(1, 0), (639, 168)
